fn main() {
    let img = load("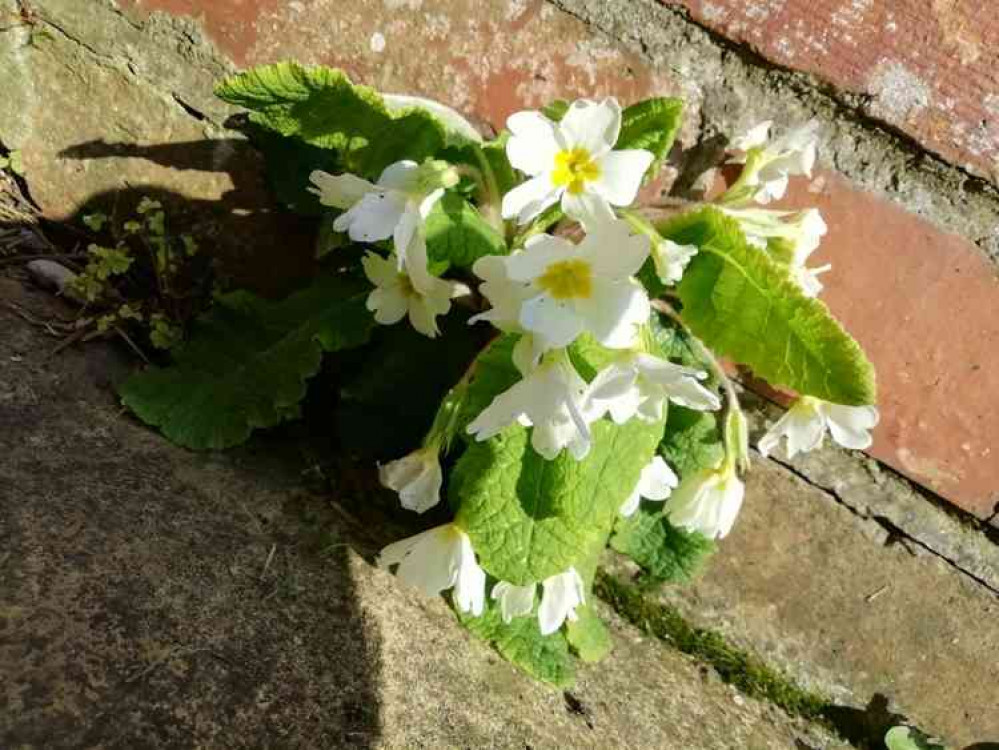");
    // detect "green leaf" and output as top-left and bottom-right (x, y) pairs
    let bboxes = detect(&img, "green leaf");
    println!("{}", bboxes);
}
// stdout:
(660, 406), (725, 480)
(425, 193), (506, 272)
(617, 98), (683, 177)
(334, 311), (484, 459)
(240, 119), (343, 215)
(884, 726), (949, 750)
(119, 274), (374, 450)
(451, 336), (665, 584)
(457, 601), (575, 687)
(611, 509), (716, 587)
(565, 605), (612, 663)
(216, 62), (449, 178)
(541, 99), (570, 121)
(664, 208), (876, 405)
